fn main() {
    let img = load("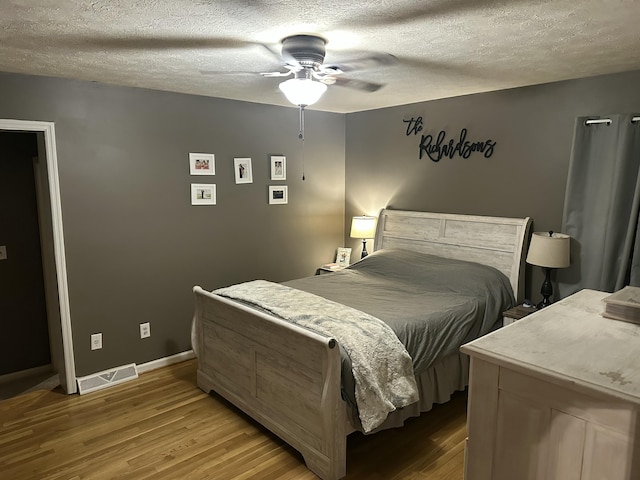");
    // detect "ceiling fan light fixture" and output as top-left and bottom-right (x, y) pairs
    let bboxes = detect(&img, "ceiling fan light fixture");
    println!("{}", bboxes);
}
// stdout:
(279, 77), (327, 106)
